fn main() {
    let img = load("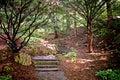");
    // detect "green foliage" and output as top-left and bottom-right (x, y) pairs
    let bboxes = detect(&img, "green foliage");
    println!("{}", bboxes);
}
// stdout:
(26, 45), (39, 55)
(42, 50), (53, 55)
(0, 46), (12, 62)
(112, 1), (120, 16)
(0, 75), (12, 80)
(14, 53), (32, 66)
(65, 51), (77, 61)
(96, 28), (109, 37)
(3, 66), (14, 73)
(29, 37), (44, 42)
(114, 35), (120, 44)
(96, 69), (120, 80)
(0, 54), (7, 62)
(56, 54), (66, 62)
(0, 0), (50, 53)
(32, 29), (47, 38)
